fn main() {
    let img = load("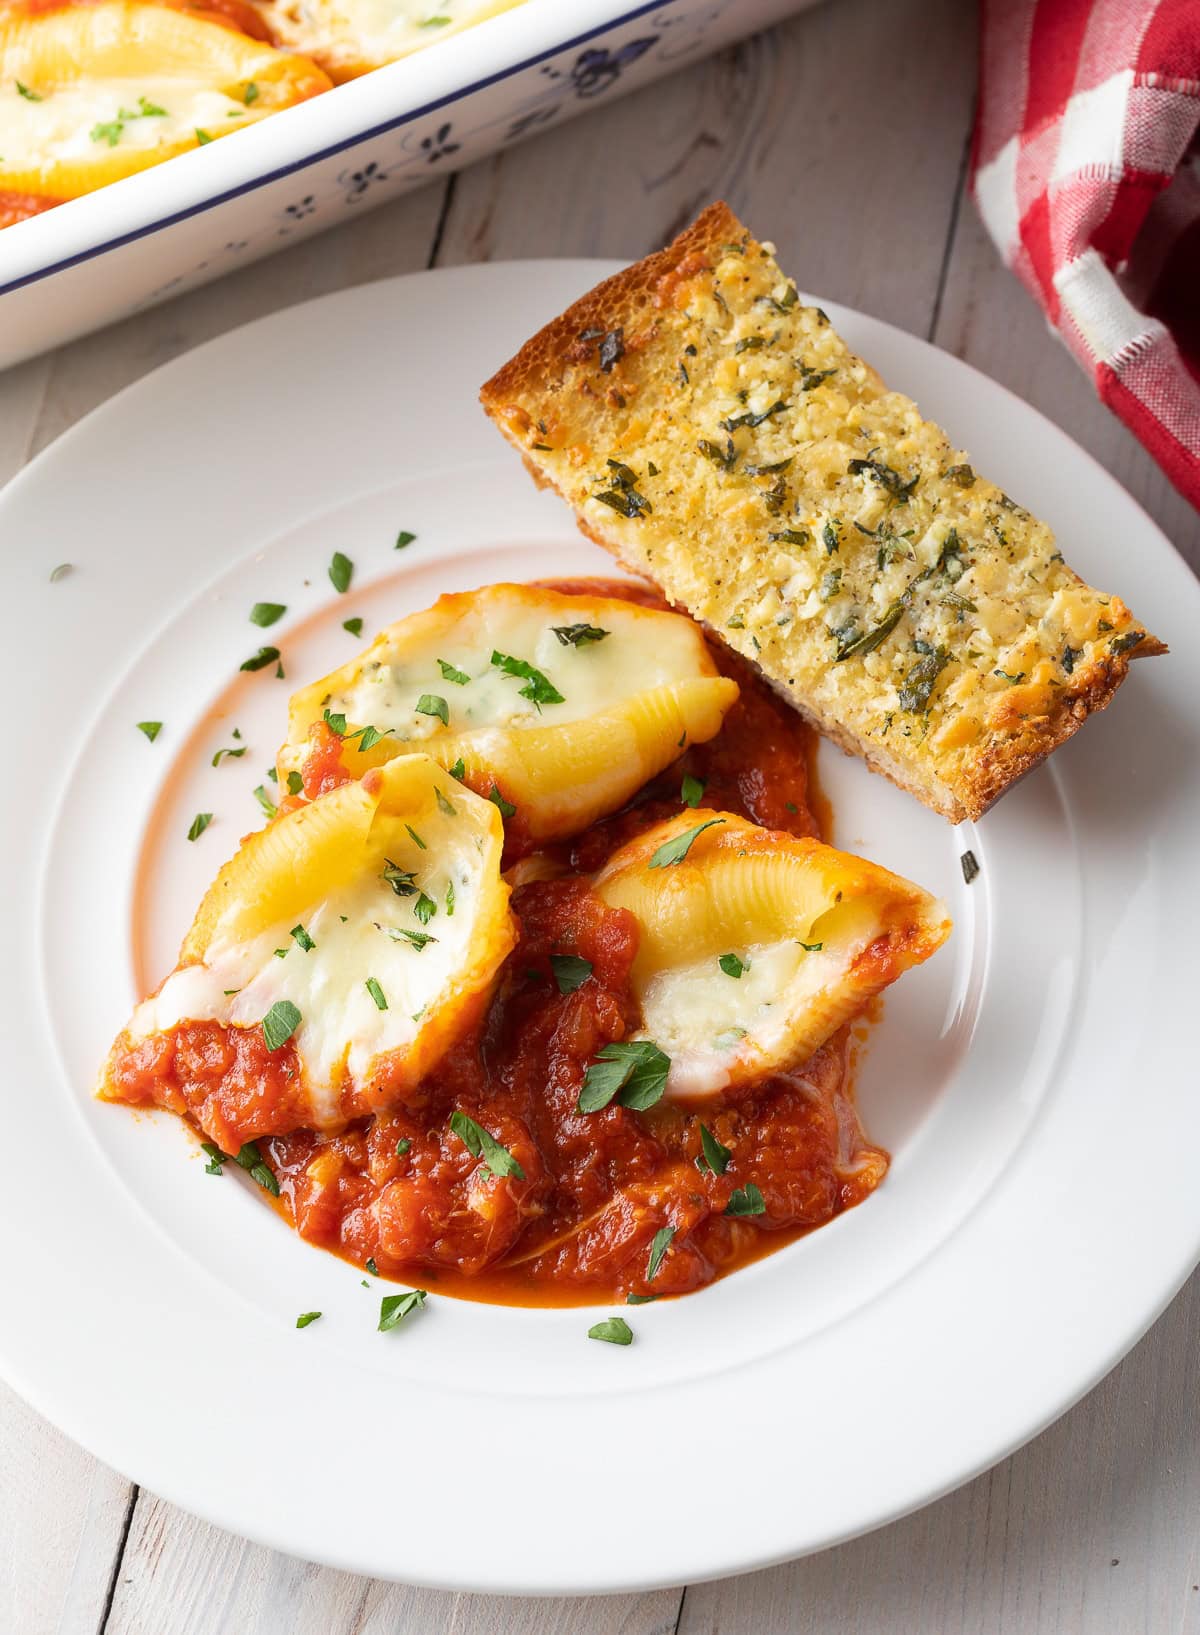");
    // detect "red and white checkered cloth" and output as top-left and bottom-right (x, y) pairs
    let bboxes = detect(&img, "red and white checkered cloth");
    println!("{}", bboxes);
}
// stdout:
(972, 0), (1200, 511)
